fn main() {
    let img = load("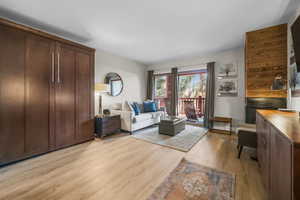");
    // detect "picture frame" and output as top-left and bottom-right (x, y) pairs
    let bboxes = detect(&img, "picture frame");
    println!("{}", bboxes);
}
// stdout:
(218, 63), (238, 78)
(217, 79), (238, 97)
